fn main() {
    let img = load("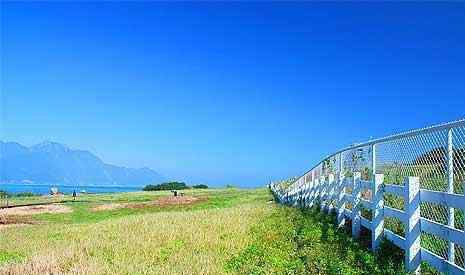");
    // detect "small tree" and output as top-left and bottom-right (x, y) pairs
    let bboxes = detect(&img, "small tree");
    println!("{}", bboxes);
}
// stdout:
(192, 184), (208, 189)
(143, 182), (188, 191)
